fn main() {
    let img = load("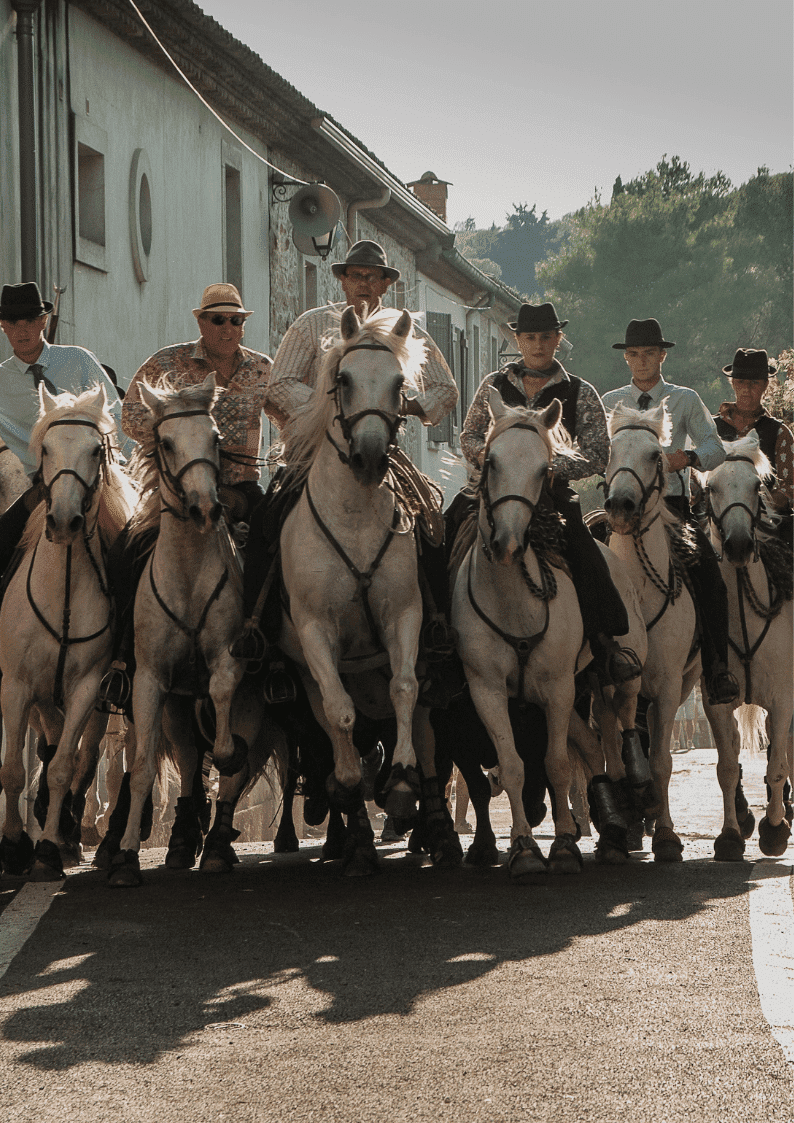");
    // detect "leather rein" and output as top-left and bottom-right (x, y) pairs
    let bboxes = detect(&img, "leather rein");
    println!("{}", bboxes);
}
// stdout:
(27, 417), (112, 710)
